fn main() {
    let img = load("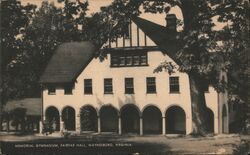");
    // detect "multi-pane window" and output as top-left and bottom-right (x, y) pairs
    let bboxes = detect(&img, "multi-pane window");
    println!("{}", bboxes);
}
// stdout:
(140, 55), (147, 65)
(120, 56), (125, 66)
(125, 78), (134, 94)
(111, 55), (118, 66)
(110, 51), (148, 67)
(48, 85), (56, 95)
(104, 78), (113, 94)
(146, 77), (156, 93)
(64, 84), (73, 95)
(169, 77), (179, 93)
(84, 79), (92, 94)
(126, 56), (133, 66)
